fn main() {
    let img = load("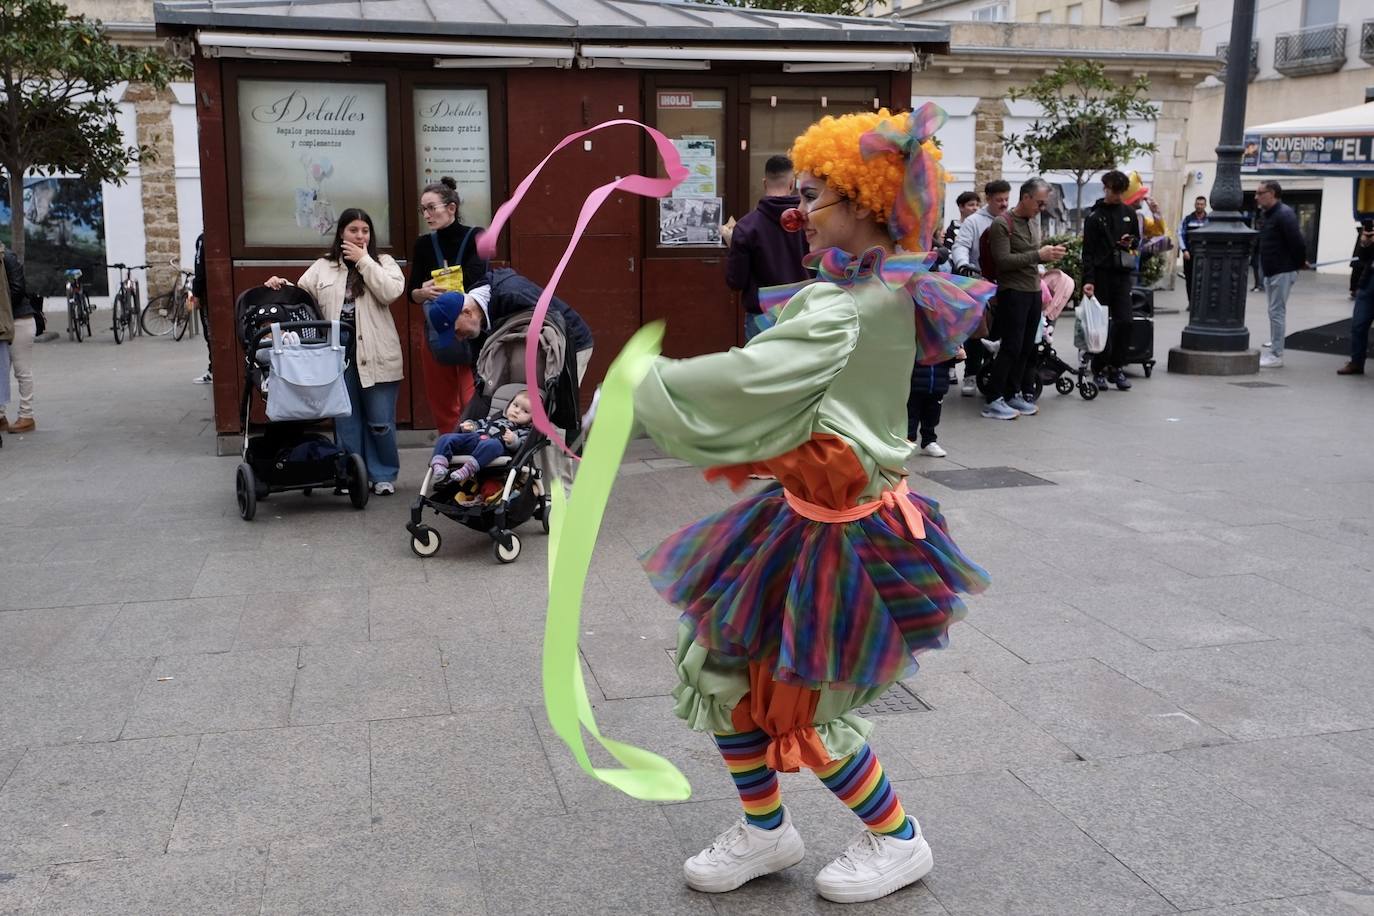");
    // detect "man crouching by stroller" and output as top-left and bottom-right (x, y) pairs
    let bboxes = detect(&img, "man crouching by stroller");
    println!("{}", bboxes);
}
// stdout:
(429, 389), (533, 492)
